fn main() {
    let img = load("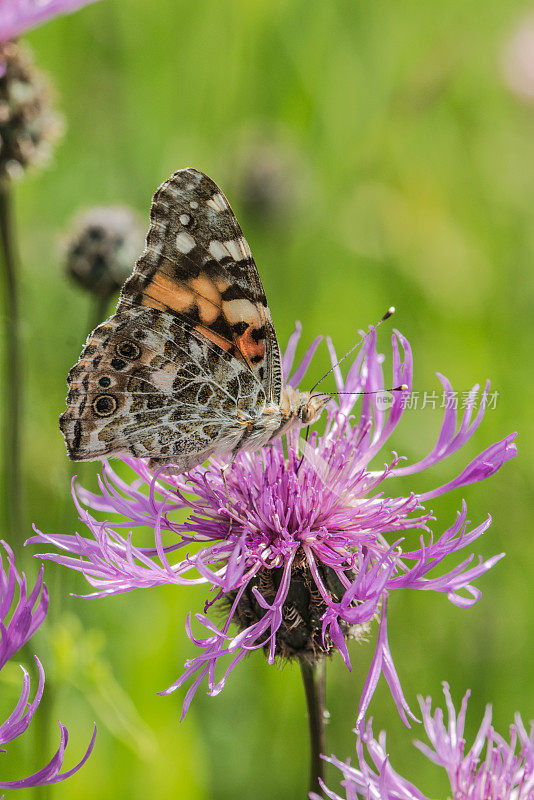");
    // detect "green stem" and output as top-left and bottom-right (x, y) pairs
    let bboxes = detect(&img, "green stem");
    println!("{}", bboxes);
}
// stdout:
(88, 293), (110, 335)
(300, 658), (327, 798)
(0, 183), (48, 800)
(0, 180), (24, 553)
